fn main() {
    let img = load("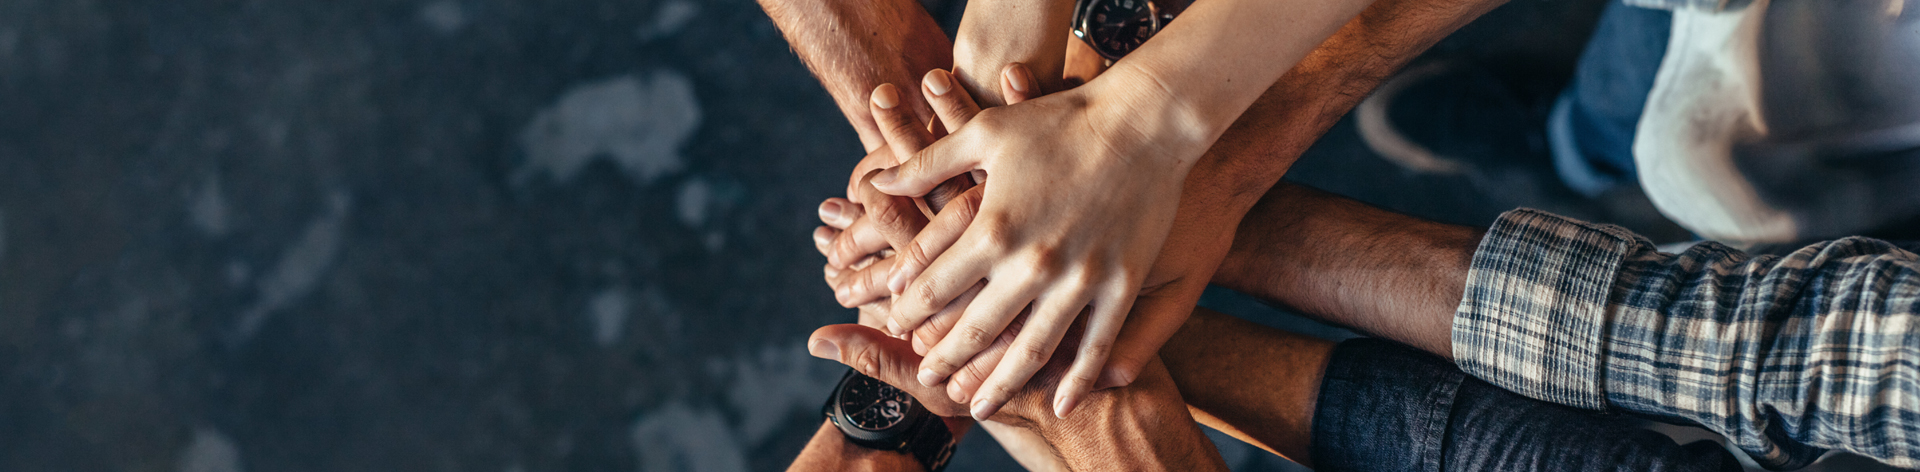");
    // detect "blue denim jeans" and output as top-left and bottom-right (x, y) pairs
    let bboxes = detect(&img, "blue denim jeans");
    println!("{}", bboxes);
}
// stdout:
(1308, 339), (1743, 472)
(1548, 0), (1670, 197)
